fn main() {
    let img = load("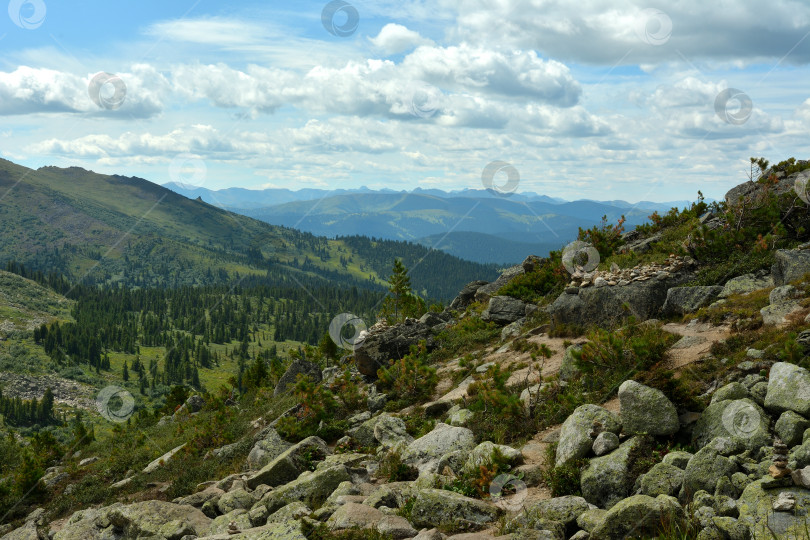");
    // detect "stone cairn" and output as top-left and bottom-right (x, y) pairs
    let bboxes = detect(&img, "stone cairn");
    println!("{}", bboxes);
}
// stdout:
(769, 438), (791, 479)
(567, 254), (696, 291)
(228, 521), (240, 535)
(589, 420), (603, 440)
